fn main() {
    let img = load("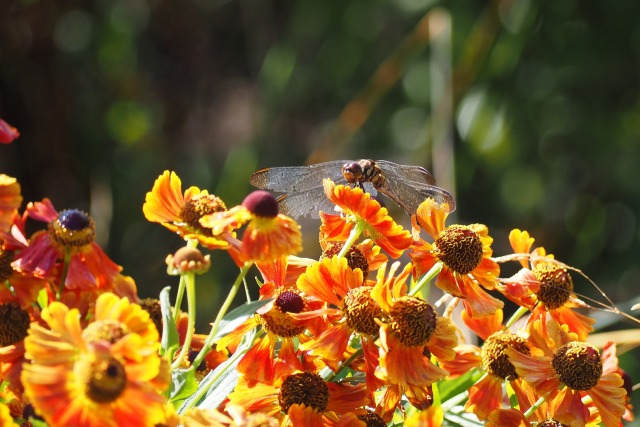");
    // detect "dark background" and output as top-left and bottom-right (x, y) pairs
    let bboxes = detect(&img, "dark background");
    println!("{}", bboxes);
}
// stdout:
(1, 0), (639, 420)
